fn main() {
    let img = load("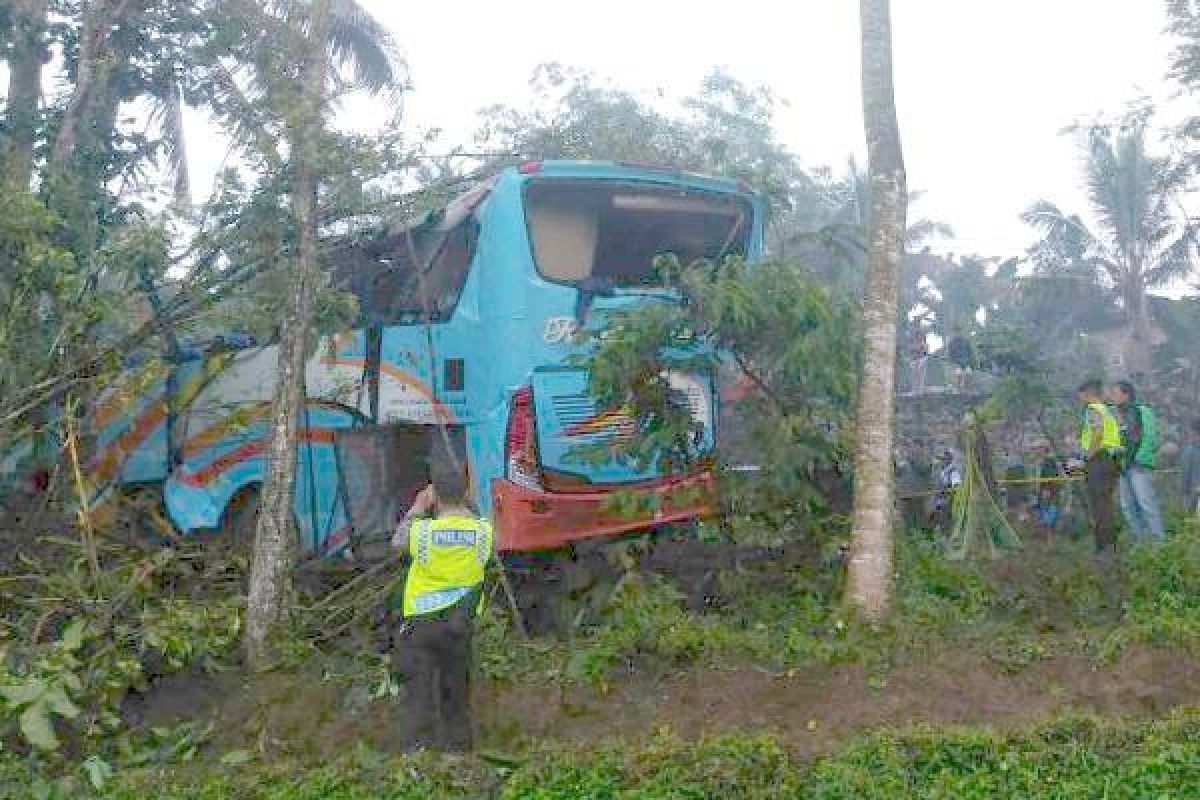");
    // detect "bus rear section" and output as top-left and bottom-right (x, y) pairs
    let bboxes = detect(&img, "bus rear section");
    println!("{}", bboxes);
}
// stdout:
(489, 165), (761, 551)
